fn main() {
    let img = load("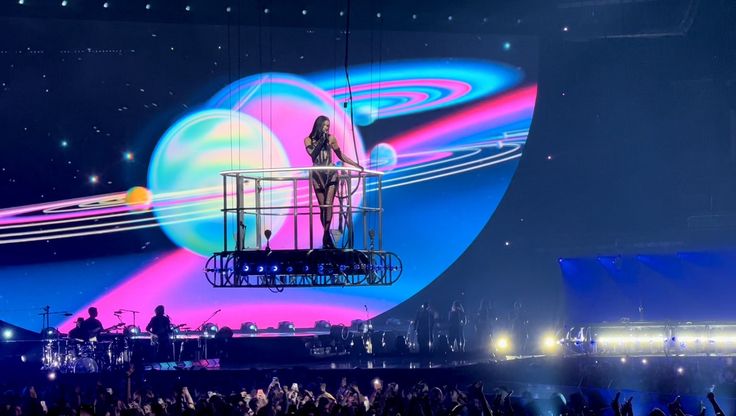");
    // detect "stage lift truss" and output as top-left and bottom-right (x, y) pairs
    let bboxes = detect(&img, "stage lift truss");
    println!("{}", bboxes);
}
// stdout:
(205, 166), (402, 288)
